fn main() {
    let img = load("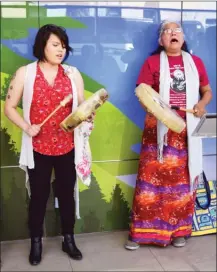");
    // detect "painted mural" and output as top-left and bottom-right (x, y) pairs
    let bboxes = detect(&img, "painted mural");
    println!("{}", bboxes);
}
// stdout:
(0, 2), (216, 241)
